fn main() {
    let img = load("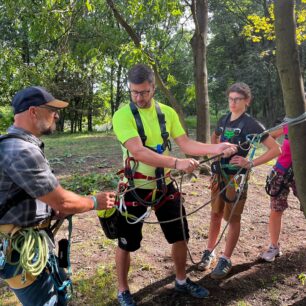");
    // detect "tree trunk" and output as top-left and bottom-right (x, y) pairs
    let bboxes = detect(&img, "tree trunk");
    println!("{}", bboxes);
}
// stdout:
(110, 63), (115, 116)
(190, 0), (210, 142)
(274, 0), (306, 216)
(114, 63), (123, 114)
